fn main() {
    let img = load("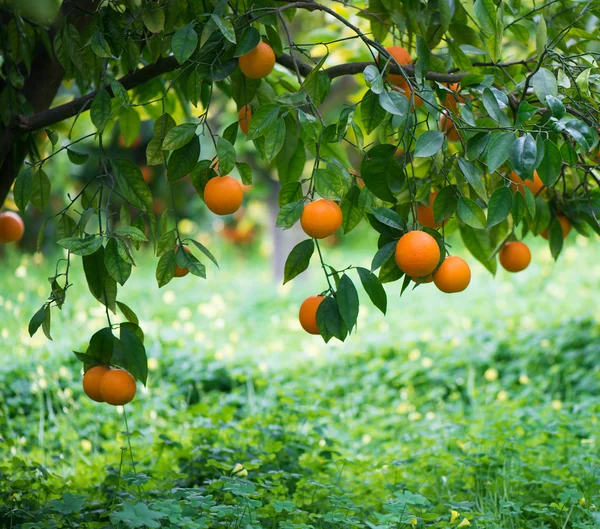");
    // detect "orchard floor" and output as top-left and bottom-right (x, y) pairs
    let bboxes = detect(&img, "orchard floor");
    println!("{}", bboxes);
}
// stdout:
(1, 229), (600, 528)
